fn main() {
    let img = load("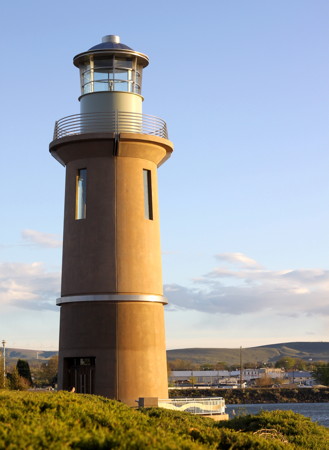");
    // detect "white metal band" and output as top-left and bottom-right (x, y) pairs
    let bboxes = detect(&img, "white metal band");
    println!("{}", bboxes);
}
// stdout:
(56, 294), (167, 306)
